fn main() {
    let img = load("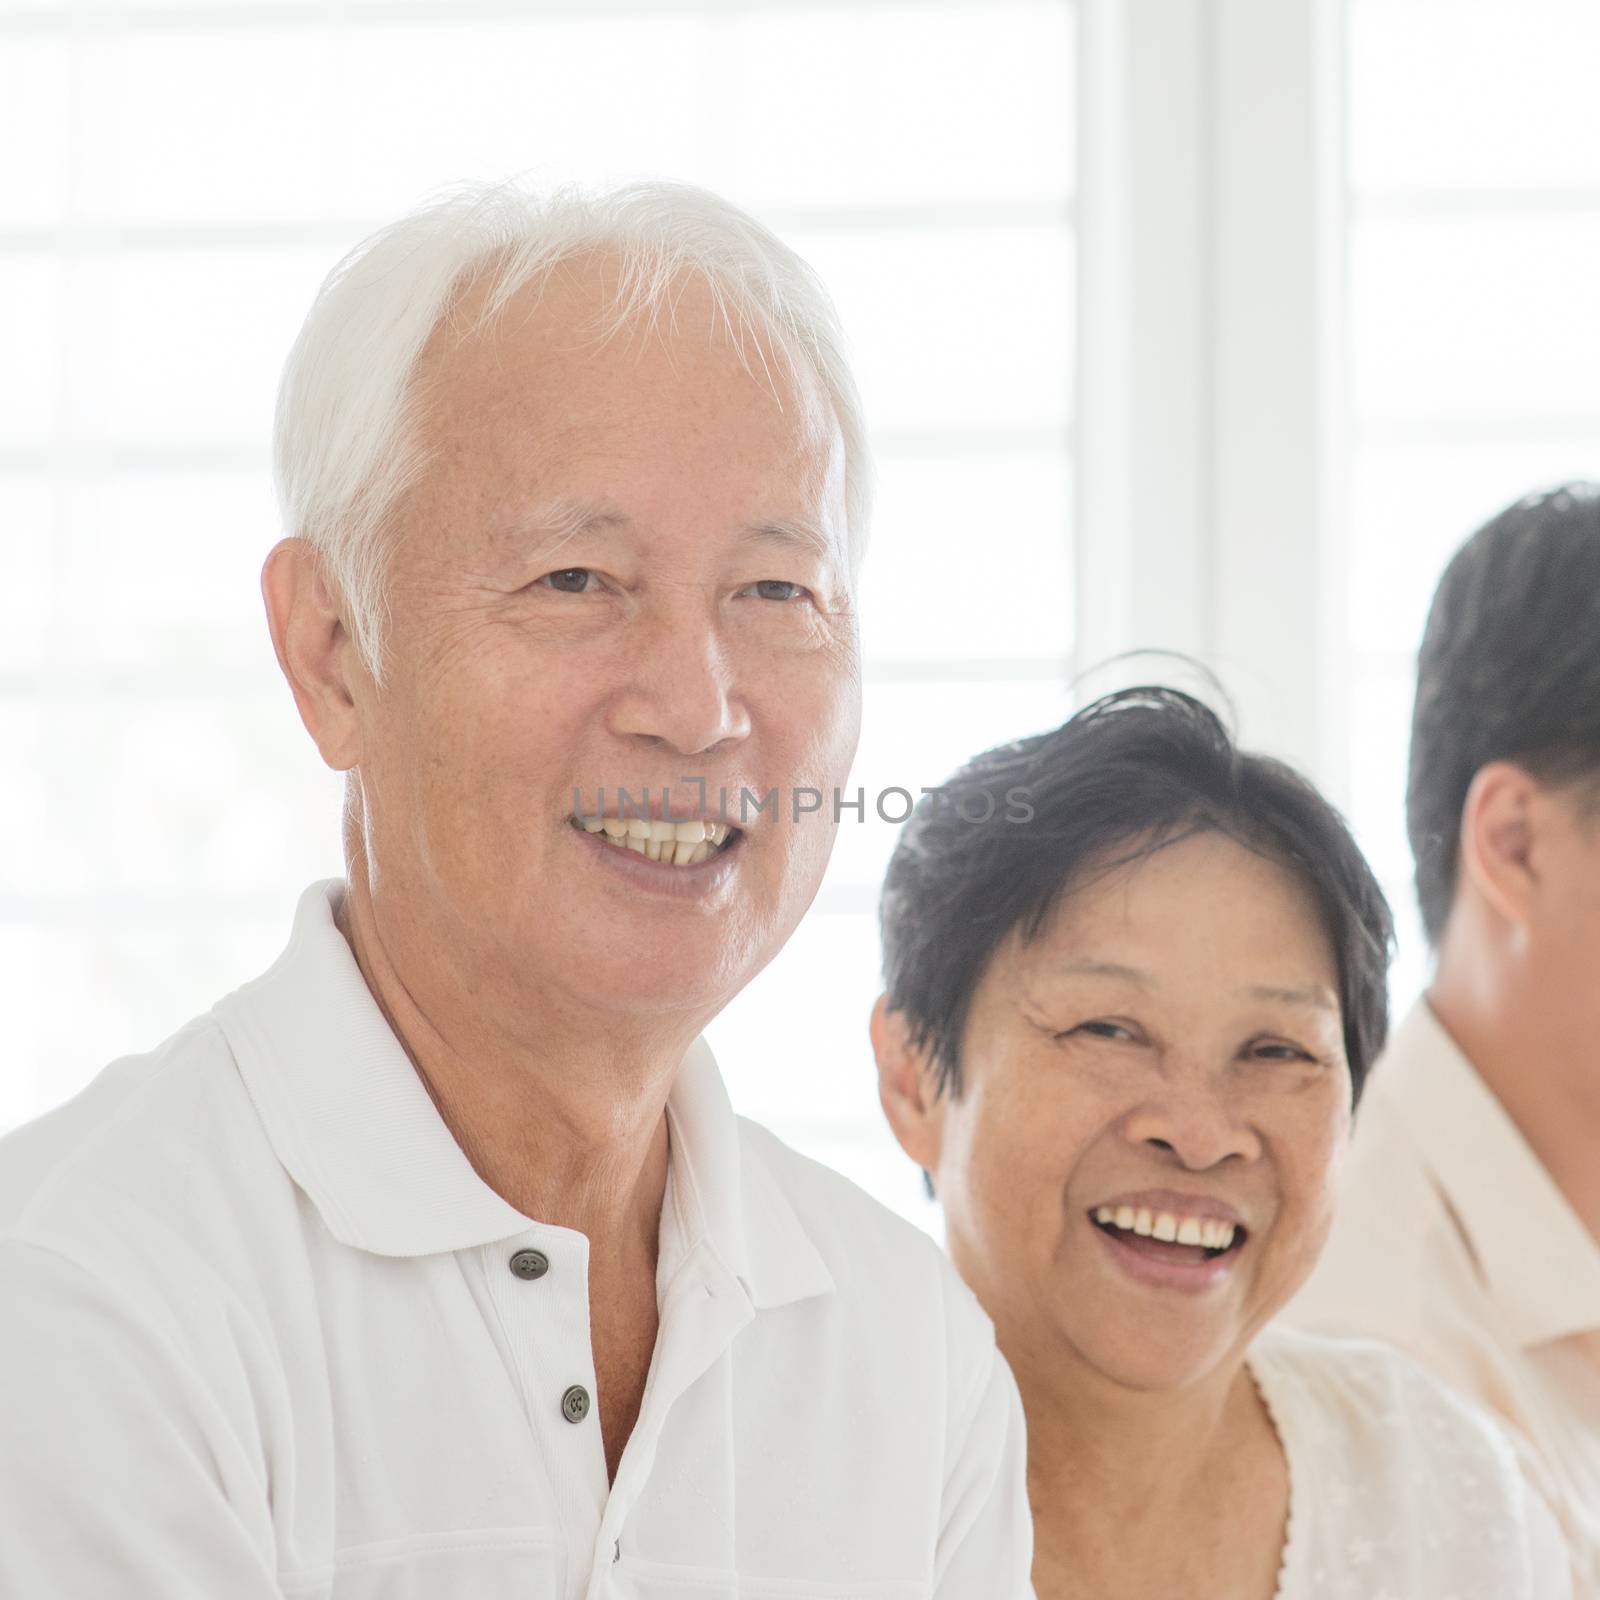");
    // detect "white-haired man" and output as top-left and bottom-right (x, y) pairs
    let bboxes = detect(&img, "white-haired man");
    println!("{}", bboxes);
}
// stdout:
(0, 184), (1034, 1597)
